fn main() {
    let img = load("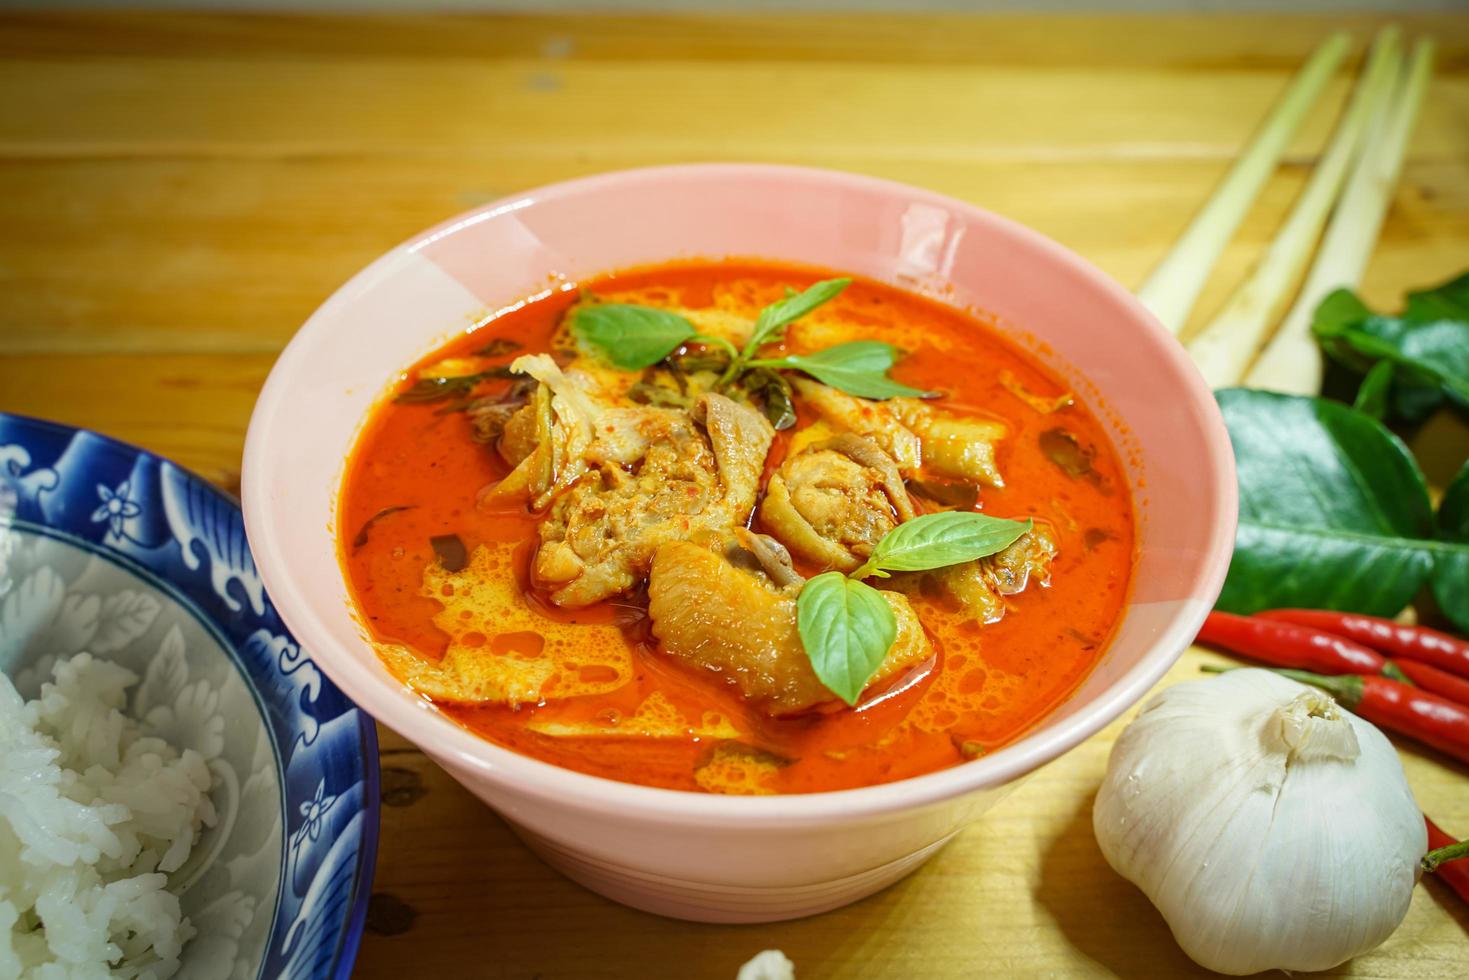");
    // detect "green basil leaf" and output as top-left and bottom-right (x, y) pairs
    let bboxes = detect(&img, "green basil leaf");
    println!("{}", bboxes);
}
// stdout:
(856, 511), (1032, 578)
(1215, 388), (1468, 619)
(394, 367), (515, 404)
(796, 572), (896, 706)
(1433, 460), (1469, 633)
(795, 338), (895, 373)
(572, 304), (696, 369)
(776, 341), (934, 400)
(1353, 360), (1394, 419)
(747, 278), (851, 351)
